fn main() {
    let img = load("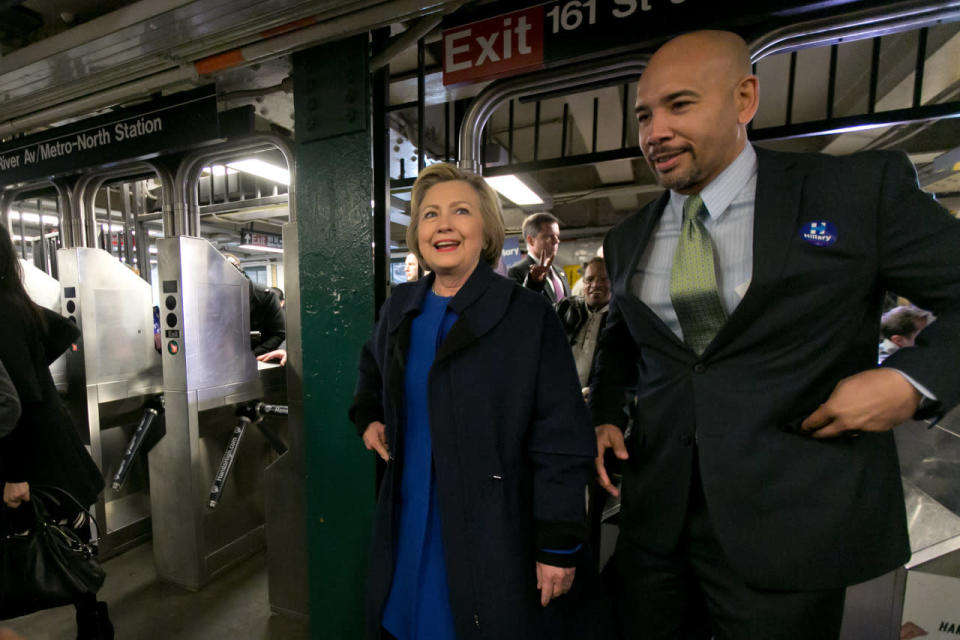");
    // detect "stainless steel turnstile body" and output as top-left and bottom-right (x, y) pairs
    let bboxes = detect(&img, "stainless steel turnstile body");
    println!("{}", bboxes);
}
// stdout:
(152, 236), (285, 590)
(56, 247), (162, 558)
(839, 411), (960, 640)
